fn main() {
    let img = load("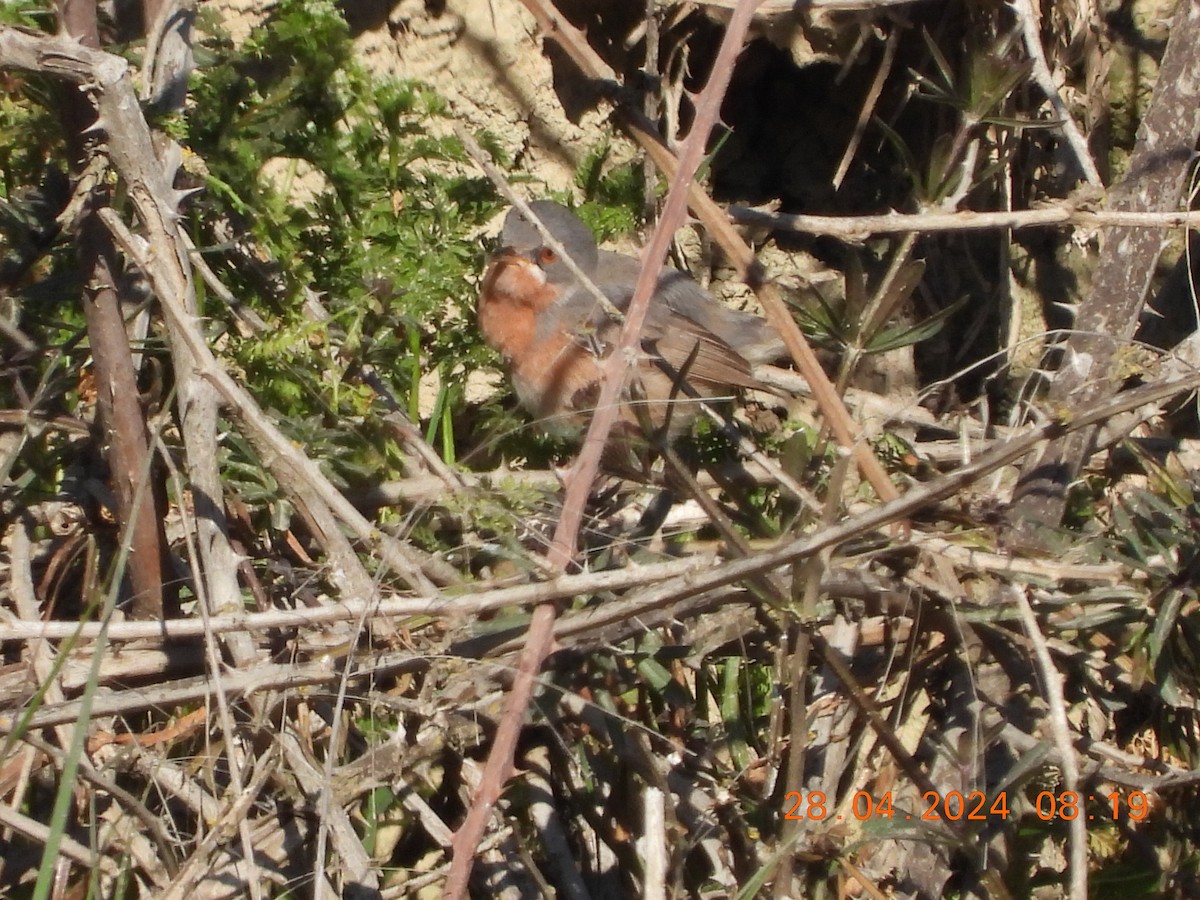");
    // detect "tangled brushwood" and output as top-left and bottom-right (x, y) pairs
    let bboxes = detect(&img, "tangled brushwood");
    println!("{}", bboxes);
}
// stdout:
(2, 0), (1200, 897)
